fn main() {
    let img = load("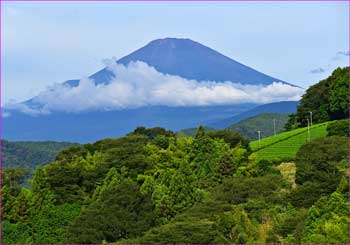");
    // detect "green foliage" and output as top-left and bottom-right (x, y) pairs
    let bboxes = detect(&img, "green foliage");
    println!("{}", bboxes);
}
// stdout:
(296, 67), (349, 126)
(301, 189), (349, 244)
(213, 175), (286, 205)
(67, 168), (156, 243)
(31, 202), (81, 244)
(284, 113), (298, 131)
(177, 126), (216, 137)
(214, 207), (258, 244)
(292, 136), (347, 207)
(327, 119), (349, 137)
(119, 219), (217, 244)
(2, 168), (31, 223)
(130, 126), (175, 139)
(267, 205), (308, 243)
(2, 221), (33, 244)
(207, 129), (250, 150)
(2, 122), (348, 244)
(2, 168), (29, 196)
